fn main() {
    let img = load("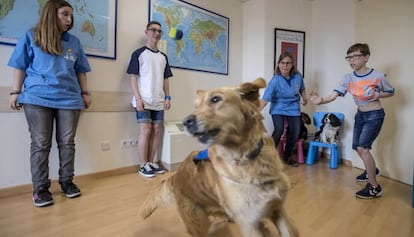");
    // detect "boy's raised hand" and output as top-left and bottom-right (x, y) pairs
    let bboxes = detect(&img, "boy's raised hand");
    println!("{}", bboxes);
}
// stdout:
(309, 91), (322, 105)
